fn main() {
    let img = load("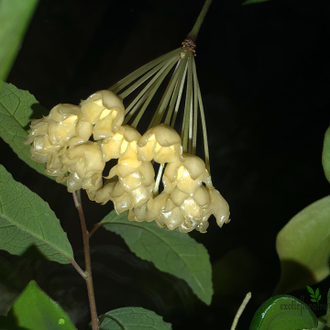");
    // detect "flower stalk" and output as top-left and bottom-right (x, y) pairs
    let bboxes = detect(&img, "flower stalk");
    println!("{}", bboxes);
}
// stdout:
(187, 0), (213, 42)
(73, 191), (99, 330)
